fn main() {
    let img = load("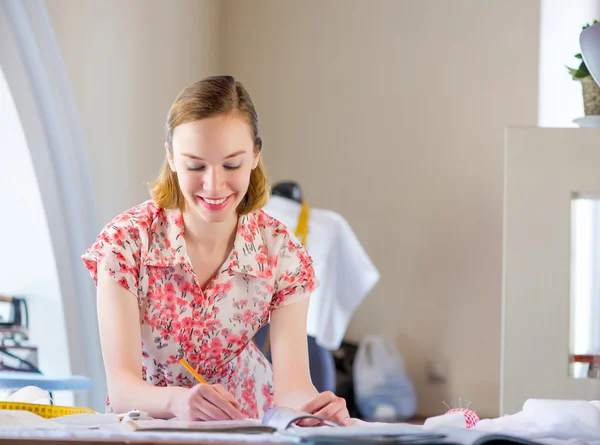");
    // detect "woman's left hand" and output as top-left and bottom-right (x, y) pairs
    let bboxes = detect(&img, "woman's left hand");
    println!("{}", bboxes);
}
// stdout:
(299, 391), (352, 426)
